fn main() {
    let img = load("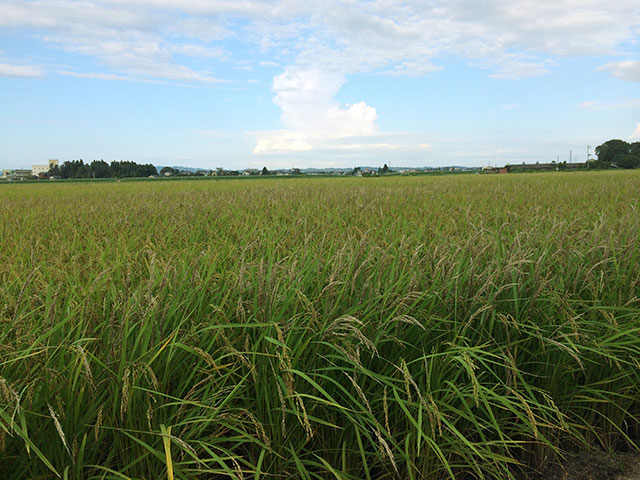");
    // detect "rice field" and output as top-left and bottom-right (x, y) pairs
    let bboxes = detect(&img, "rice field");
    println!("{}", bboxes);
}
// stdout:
(1, 171), (639, 479)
